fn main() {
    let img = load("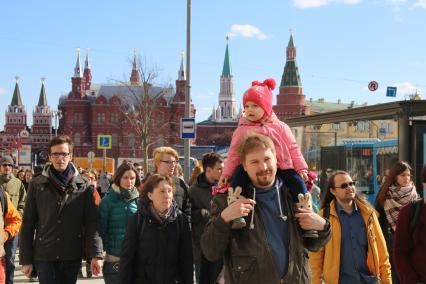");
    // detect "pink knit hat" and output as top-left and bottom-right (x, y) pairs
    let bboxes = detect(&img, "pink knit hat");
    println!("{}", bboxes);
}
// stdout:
(243, 78), (276, 119)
